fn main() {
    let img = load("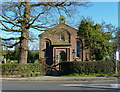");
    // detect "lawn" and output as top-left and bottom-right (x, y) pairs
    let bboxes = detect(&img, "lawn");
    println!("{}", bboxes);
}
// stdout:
(63, 73), (119, 77)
